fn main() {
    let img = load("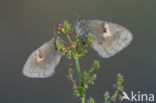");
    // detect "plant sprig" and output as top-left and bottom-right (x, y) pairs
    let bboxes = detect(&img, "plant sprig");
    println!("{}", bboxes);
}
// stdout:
(104, 73), (124, 103)
(56, 20), (125, 103)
